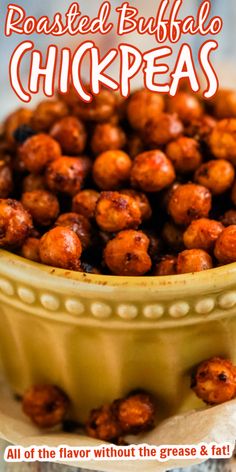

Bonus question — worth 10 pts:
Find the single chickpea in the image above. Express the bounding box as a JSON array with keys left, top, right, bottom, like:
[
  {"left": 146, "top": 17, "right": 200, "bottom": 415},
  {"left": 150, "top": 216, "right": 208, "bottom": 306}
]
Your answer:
[
  {"left": 0, "top": 162, "right": 13, "bottom": 198},
  {"left": 93, "top": 150, "right": 132, "bottom": 190},
  {"left": 104, "top": 230, "right": 152, "bottom": 276},
  {"left": 39, "top": 226, "right": 82, "bottom": 270},
  {"left": 4, "top": 108, "right": 33, "bottom": 144},
  {"left": 183, "top": 219, "right": 224, "bottom": 251},
  {"left": 112, "top": 392, "right": 155, "bottom": 434},
  {"left": 221, "top": 210, "right": 236, "bottom": 227},
  {"left": 72, "top": 189, "right": 100, "bottom": 219},
  {"left": 50, "top": 116, "right": 87, "bottom": 155},
  {"left": 195, "top": 160, "right": 235, "bottom": 195},
  {"left": 91, "top": 123, "right": 126, "bottom": 156},
  {"left": 144, "top": 113, "right": 183, "bottom": 147},
  {"left": 166, "top": 137, "right": 202, "bottom": 174},
  {"left": 45, "top": 156, "right": 91, "bottom": 196},
  {"left": 95, "top": 192, "right": 141, "bottom": 232},
  {"left": 153, "top": 255, "right": 177, "bottom": 276},
  {"left": 73, "top": 88, "right": 117, "bottom": 122},
  {"left": 168, "top": 183, "right": 212, "bottom": 226},
  {"left": 55, "top": 212, "right": 92, "bottom": 249},
  {"left": 185, "top": 115, "right": 216, "bottom": 140},
  {"left": 22, "top": 385, "right": 70, "bottom": 428},
  {"left": 162, "top": 222, "right": 184, "bottom": 252},
  {"left": 0, "top": 199, "right": 32, "bottom": 247},
  {"left": 31, "top": 100, "right": 68, "bottom": 131},
  {"left": 86, "top": 404, "right": 122, "bottom": 442},
  {"left": 22, "top": 174, "right": 46, "bottom": 193},
  {"left": 191, "top": 358, "right": 236, "bottom": 405},
  {"left": 131, "top": 150, "right": 176, "bottom": 192},
  {"left": 214, "top": 225, "right": 236, "bottom": 264},
  {"left": 176, "top": 249, "right": 213, "bottom": 274},
  {"left": 167, "top": 92, "right": 203, "bottom": 123},
  {"left": 21, "top": 190, "right": 60, "bottom": 226},
  {"left": 213, "top": 89, "right": 236, "bottom": 119},
  {"left": 208, "top": 119, "right": 236, "bottom": 164},
  {"left": 19, "top": 134, "right": 61, "bottom": 174},
  {"left": 121, "top": 189, "right": 152, "bottom": 221},
  {"left": 20, "top": 237, "right": 41, "bottom": 262},
  {"left": 127, "top": 89, "right": 165, "bottom": 131}
]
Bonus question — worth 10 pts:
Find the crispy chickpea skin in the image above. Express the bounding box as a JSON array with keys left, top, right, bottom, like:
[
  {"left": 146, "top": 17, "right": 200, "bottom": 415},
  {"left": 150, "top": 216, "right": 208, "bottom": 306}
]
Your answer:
[
  {"left": 19, "top": 134, "right": 61, "bottom": 174},
  {"left": 167, "top": 92, "right": 203, "bottom": 123},
  {"left": 162, "top": 222, "right": 184, "bottom": 252},
  {"left": 177, "top": 249, "right": 213, "bottom": 274},
  {"left": 39, "top": 226, "right": 82, "bottom": 270},
  {"left": 127, "top": 89, "right": 165, "bottom": 131},
  {"left": 213, "top": 89, "right": 236, "bottom": 119},
  {"left": 0, "top": 162, "right": 13, "bottom": 198},
  {"left": 95, "top": 192, "right": 141, "bottom": 232},
  {"left": 214, "top": 225, "right": 236, "bottom": 264},
  {"left": 144, "top": 113, "right": 183, "bottom": 147},
  {"left": 166, "top": 137, "right": 202, "bottom": 174},
  {"left": 0, "top": 199, "right": 32, "bottom": 247},
  {"left": 153, "top": 255, "right": 177, "bottom": 276},
  {"left": 191, "top": 358, "right": 236, "bottom": 405},
  {"left": 131, "top": 150, "right": 175, "bottom": 193},
  {"left": 208, "top": 119, "right": 236, "bottom": 164},
  {"left": 45, "top": 156, "right": 91, "bottom": 196},
  {"left": 121, "top": 189, "right": 152, "bottom": 221},
  {"left": 93, "top": 150, "right": 132, "bottom": 190},
  {"left": 50, "top": 116, "right": 87, "bottom": 155},
  {"left": 20, "top": 237, "right": 40, "bottom": 262},
  {"left": 21, "top": 190, "right": 60, "bottom": 226},
  {"left": 112, "top": 392, "right": 155, "bottom": 434},
  {"left": 22, "top": 385, "right": 70, "bottom": 428},
  {"left": 91, "top": 123, "right": 126, "bottom": 155},
  {"left": 72, "top": 189, "right": 100, "bottom": 219},
  {"left": 185, "top": 115, "right": 216, "bottom": 140},
  {"left": 22, "top": 174, "right": 46, "bottom": 192},
  {"left": 183, "top": 219, "right": 224, "bottom": 251},
  {"left": 31, "top": 100, "right": 68, "bottom": 131},
  {"left": 104, "top": 230, "right": 152, "bottom": 276},
  {"left": 221, "top": 210, "right": 236, "bottom": 227},
  {"left": 4, "top": 108, "right": 33, "bottom": 144},
  {"left": 86, "top": 404, "right": 122, "bottom": 442},
  {"left": 195, "top": 160, "right": 235, "bottom": 195},
  {"left": 55, "top": 212, "right": 92, "bottom": 249},
  {"left": 70, "top": 88, "right": 117, "bottom": 122},
  {"left": 168, "top": 183, "right": 212, "bottom": 226}
]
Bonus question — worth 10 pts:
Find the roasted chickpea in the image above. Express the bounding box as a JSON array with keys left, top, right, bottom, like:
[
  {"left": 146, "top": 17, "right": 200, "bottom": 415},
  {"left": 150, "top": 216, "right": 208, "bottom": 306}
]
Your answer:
[
  {"left": 19, "top": 134, "right": 61, "bottom": 174},
  {"left": 162, "top": 222, "right": 184, "bottom": 252},
  {"left": 195, "top": 160, "right": 235, "bottom": 195},
  {"left": 0, "top": 162, "right": 13, "bottom": 198},
  {"left": 168, "top": 183, "right": 212, "bottom": 226},
  {"left": 185, "top": 115, "right": 216, "bottom": 140},
  {"left": 166, "top": 137, "right": 202, "bottom": 174},
  {"left": 95, "top": 192, "right": 141, "bottom": 232},
  {"left": 221, "top": 210, "right": 236, "bottom": 227},
  {"left": 176, "top": 249, "right": 213, "bottom": 274},
  {"left": 86, "top": 404, "right": 122, "bottom": 441},
  {"left": 31, "top": 100, "right": 68, "bottom": 131},
  {"left": 93, "top": 150, "right": 132, "bottom": 190},
  {"left": 22, "top": 385, "right": 69, "bottom": 428},
  {"left": 112, "top": 392, "right": 155, "bottom": 434},
  {"left": 121, "top": 189, "right": 152, "bottom": 221},
  {"left": 153, "top": 255, "right": 177, "bottom": 276},
  {"left": 55, "top": 212, "right": 92, "bottom": 249},
  {"left": 4, "top": 108, "right": 33, "bottom": 144},
  {"left": 104, "top": 230, "right": 151, "bottom": 276},
  {"left": 0, "top": 199, "right": 32, "bottom": 247},
  {"left": 21, "top": 190, "right": 60, "bottom": 226},
  {"left": 213, "top": 89, "right": 236, "bottom": 119},
  {"left": 45, "top": 156, "right": 91, "bottom": 196},
  {"left": 127, "top": 89, "right": 165, "bottom": 131},
  {"left": 72, "top": 189, "right": 99, "bottom": 219},
  {"left": 183, "top": 219, "right": 224, "bottom": 251},
  {"left": 214, "top": 225, "right": 236, "bottom": 264},
  {"left": 131, "top": 150, "right": 175, "bottom": 192},
  {"left": 50, "top": 116, "right": 87, "bottom": 155},
  {"left": 39, "top": 226, "right": 82, "bottom": 270},
  {"left": 167, "top": 92, "right": 203, "bottom": 123},
  {"left": 208, "top": 119, "right": 236, "bottom": 164},
  {"left": 191, "top": 358, "right": 236, "bottom": 405},
  {"left": 144, "top": 113, "right": 183, "bottom": 147},
  {"left": 73, "top": 88, "right": 117, "bottom": 122},
  {"left": 20, "top": 237, "right": 40, "bottom": 262},
  {"left": 22, "top": 174, "right": 46, "bottom": 193},
  {"left": 91, "top": 123, "right": 126, "bottom": 155}
]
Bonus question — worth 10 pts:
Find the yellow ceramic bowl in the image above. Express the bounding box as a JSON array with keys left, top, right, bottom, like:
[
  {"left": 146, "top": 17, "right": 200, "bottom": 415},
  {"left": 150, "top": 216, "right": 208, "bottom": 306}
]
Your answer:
[{"left": 0, "top": 248, "right": 236, "bottom": 423}]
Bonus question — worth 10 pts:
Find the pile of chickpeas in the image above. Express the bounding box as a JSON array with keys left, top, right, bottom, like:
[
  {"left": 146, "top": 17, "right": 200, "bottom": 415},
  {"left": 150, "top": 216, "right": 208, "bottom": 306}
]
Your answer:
[{"left": 2, "top": 86, "right": 236, "bottom": 276}]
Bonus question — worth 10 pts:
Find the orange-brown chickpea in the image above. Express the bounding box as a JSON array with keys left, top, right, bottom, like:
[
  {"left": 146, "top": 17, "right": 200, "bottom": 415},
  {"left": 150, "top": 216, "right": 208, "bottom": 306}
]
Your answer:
[
  {"left": 167, "top": 92, "right": 203, "bottom": 123},
  {"left": 208, "top": 119, "right": 236, "bottom": 164},
  {"left": 177, "top": 249, "right": 213, "bottom": 274},
  {"left": 73, "top": 88, "right": 117, "bottom": 122},
  {"left": 231, "top": 181, "right": 236, "bottom": 206},
  {"left": 104, "top": 230, "right": 152, "bottom": 276},
  {"left": 121, "top": 189, "right": 152, "bottom": 221},
  {"left": 91, "top": 123, "right": 126, "bottom": 155},
  {"left": 191, "top": 358, "right": 236, "bottom": 405},
  {"left": 39, "top": 226, "right": 82, "bottom": 270},
  {"left": 50, "top": 116, "right": 87, "bottom": 155},
  {"left": 214, "top": 225, "right": 236, "bottom": 264},
  {"left": 21, "top": 237, "right": 41, "bottom": 262},
  {"left": 112, "top": 392, "right": 155, "bottom": 434},
  {"left": 22, "top": 385, "right": 69, "bottom": 428},
  {"left": 95, "top": 192, "right": 141, "bottom": 232},
  {"left": 45, "top": 156, "right": 91, "bottom": 196},
  {"left": 31, "top": 100, "right": 68, "bottom": 131},
  {"left": 166, "top": 137, "right": 202, "bottom": 174},
  {"left": 168, "top": 183, "right": 212, "bottom": 226},
  {"left": 0, "top": 162, "right": 13, "bottom": 198},
  {"left": 55, "top": 212, "right": 92, "bottom": 249},
  {"left": 144, "top": 113, "right": 183, "bottom": 147},
  {"left": 127, "top": 89, "right": 165, "bottom": 131},
  {"left": 93, "top": 150, "right": 132, "bottom": 190},
  {"left": 221, "top": 210, "right": 236, "bottom": 227},
  {"left": 22, "top": 174, "right": 46, "bottom": 192},
  {"left": 195, "top": 160, "right": 235, "bottom": 195},
  {"left": 86, "top": 404, "right": 122, "bottom": 442},
  {"left": 213, "top": 89, "right": 236, "bottom": 119},
  {"left": 183, "top": 219, "right": 224, "bottom": 251},
  {"left": 21, "top": 190, "right": 60, "bottom": 226},
  {"left": 185, "top": 115, "right": 216, "bottom": 140},
  {"left": 4, "top": 108, "right": 33, "bottom": 144},
  {"left": 0, "top": 199, "right": 32, "bottom": 247},
  {"left": 19, "top": 134, "right": 61, "bottom": 174},
  {"left": 153, "top": 255, "right": 177, "bottom": 276},
  {"left": 162, "top": 222, "right": 184, "bottom": 252},
  {"left": 72, "top": 189, "right": 99, "bottom": 219},
  {"left": 131, "top": 150, "right": 176, "bottom": 192}
]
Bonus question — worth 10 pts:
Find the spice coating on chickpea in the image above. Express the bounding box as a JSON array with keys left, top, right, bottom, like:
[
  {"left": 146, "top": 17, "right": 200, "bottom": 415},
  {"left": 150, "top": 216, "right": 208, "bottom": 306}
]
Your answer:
[
  {"left": 127, "top": 89, "right": 165, "bottom": 131},
  {"left": 72, "top": 189, "right": 100, "bottom": 219},
  {"left": 177, "top": 249, "right": 213, "bottom": 274},
  {"left": 22, "top": 174, "right": 46, "bottom": 193},
  {"left": 0, "top": 162, "right": 13, "bottom": 198},
  {"left": 195, "top": 160, "right": 235, "bottom": 195},
  {"left": 167, "top": 92, "right": 203, "bottom": 123},
  {"left": 166, "top": 137, "right": 202, "bottom": 174},
  {"left": 45, "top": 156, "right": 91, "bottom": 196},
  {"left": 121, "top": 189, "right": 152, "bottom": 221},
  {"left": 93, "top": 150, "right": 132, "bottom": 190},
  {"left": 183, "top": 219, "right": 224, "bottom": 251},
  {"left": 22, "top": 385, "right": 70, "bottom": 428},
  {"left": 191, "top": 358, "right": 236, "bottom": 405},
  {"left": 50, "top": 116, "right": 87, "bottom": 155},
  {"left": 153, "top": 256, "right": 177, "bottom": 276},
  {"left": 86, "top": 404, "right": 122, "bottom": 442},
  {"left": 91, "top": 123, "right": 126, "bottom": 155},
  {"left": 214, "top": 225, "right": 236, "bottom": 264},
  {"left": 39, "top": 226, "right": 82, "bottom": 270},
  {"left": 20, "top": 237, "right": 41, "bottom": 262},
  {"left": 4, "top": 108, "right": 33, "bottom": 144},
  {"left": 19, "top": 134, "right": 61, "bottom": 174},
  {"left": 113, "top": 393, "right": 155, "bottom": 434},
  {"left": 131, "top": 150, "right": 175, "bottom": 193},
  {"left": 21, "top": 190, "right": 60, "bottom": 226},
  {"left": 0, "top": 199, "right": 32, "bottom": 247},
  {"left": 208, "top": 119, "right": 236, "bottom": 164},
  {"left": 104, "top": 230, "right": 151, "bottom": 276},
  {"left": 31, "top": 100, "right": 68, "bottom": 131},
  {"left": 144, "top": 113, "right": 183, "bottom": 147},
  {"left": 168, "top": 183, "right": 212, "bottom": 226},
  {"left": 55, "top": 212, "right": 92, "bottom": 249},
  {"left": 185, "top": 115, "right": 216, "bottom": 140},
  {"left": 72, "top": 88, "right": 117, "bottom": 122},
  {"left": 95, "top": 192, "right": 141, "bottom": 232}
]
